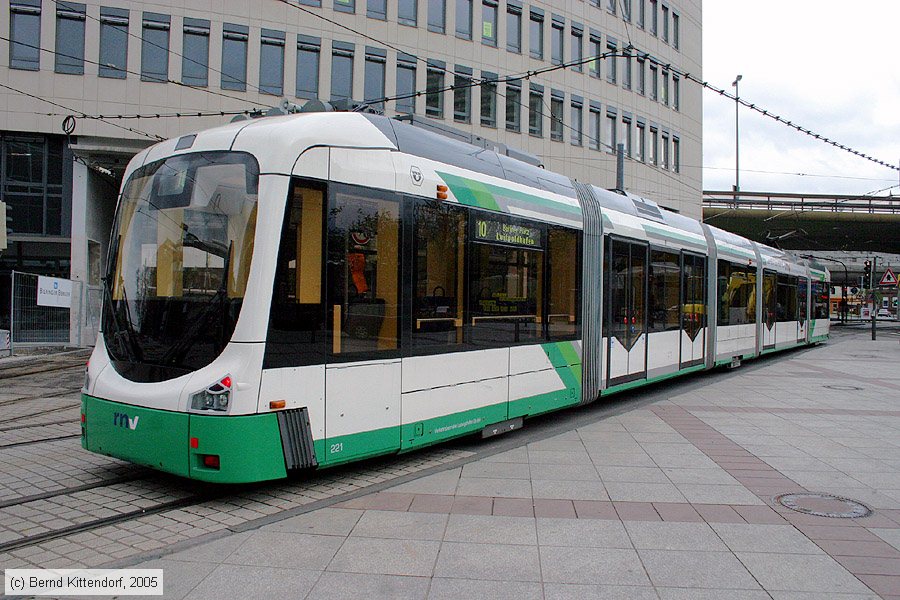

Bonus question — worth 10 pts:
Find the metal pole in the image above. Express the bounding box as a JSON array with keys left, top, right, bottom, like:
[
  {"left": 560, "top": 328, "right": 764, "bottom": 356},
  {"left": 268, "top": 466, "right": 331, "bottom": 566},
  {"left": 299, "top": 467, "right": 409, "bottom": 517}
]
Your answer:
[
  {"left": 732, "top": 74, "right": 742, "bottom": 207},
  {"left": 9, "top": 270, "right": 14, "bottom": 356},
  {"left": 615, "top": 143, "right": 625, "bottom": 192}
]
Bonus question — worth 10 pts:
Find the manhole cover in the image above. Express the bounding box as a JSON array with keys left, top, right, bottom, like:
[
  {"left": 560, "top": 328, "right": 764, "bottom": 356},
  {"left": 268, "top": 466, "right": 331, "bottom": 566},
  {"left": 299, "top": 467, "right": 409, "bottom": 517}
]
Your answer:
[
  {"left": 823, "top": 385, "right": 863, "bottom": 391},
  {"left": 775, "top": 493, "right": 872, "bottom": 518}
]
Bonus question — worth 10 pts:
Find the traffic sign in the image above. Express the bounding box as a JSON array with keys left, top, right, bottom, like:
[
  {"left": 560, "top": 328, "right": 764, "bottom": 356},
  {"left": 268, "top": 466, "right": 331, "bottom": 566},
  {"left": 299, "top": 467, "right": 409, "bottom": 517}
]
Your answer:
[{"left": 880, "top": 268, "right": 898, "bottom": 286}]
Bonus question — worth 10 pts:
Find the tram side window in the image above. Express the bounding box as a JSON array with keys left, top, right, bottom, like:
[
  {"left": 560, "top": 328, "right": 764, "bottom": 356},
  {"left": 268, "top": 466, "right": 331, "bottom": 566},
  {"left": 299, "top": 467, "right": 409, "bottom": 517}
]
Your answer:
[
  {"left": 413, "top": 201, "right": 466, "bottom": 350},
  {"left": 547, "top": 227, "right": 581, "bottom": 340},
  {"left": 265, "top": 180, "right": 327, "bottom": 368},
  {"left": 682, "top": 254, "right": 706, "bottom": 336},
  {"left": 776, "top": 274, "right": 798, "bottom": 322},
  {"left": 649, "top": 249, "right": 680, "bottom": 332},
  {"left": 326, "top": 185, "right": 400, "bottom": 357},
  {"left": 717, "top": 260, "right": 755, "bottom": 326},
  {"left": 469, "top": 215, "right": 543, "bottom": 346}
]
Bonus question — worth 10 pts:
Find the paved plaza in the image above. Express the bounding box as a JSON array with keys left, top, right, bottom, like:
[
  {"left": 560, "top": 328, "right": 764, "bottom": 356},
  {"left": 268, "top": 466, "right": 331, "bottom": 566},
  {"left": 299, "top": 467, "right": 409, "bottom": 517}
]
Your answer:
[{"left": 3, "top": 325, "right": 900, "bottom": 598}]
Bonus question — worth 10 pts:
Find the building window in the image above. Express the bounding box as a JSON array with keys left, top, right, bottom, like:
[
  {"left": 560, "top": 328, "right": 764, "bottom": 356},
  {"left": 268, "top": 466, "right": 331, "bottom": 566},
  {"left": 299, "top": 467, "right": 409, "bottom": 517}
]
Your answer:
[
  {"left": 221, "top": 23, "right": 248, "bottom": 90},
  {"left": 622, "top": 116, "right": 633, "bottom": 157},
  {"left": 649, "top": 125, "right": 658, "bottom": 165},
  {"left": 550, "top": 17, "right": 564, "bottom": 65},
  {"left": 588, "top": 32, "right": 601, "bottom": 78},
  {"left": 636, "top": 120, "right": 646, "bottom": 162},
  {"left": 364, "top": 48, "right": 387, "bottom": 110},
  {"left": 637, "top": 0, "right": 645, "bottom": 28},
  {"left": 649, "top": 64, "right": 658, "bottom": 101},
  {"left": 331, "top": 42, "right": 355, "bottom": 102},
  {"left": 528, "top": 87, "right": 543, "bottom": 136},
  {"left": 9, "top": 0, "right": 41, "bottom": 71},
  {"left": 456, "top": 0, "right": 472, "bottom": 39},
  {"left": 506, "top": 83, "right": 521, "bottom": 132},
  {"left": 99, "top": 7, "right": 128, "bottom": 79},
  {"left": 482, "top": 0, "right": 498, "bottom": 46},
  {"left": 367, "top": 0, "right": 387, "bottom": 19},
  {"left": 672, "top": 12, "right": 680, "bottom": 49},
  {"left": 622, "top": 51, "right": 631, "bottom": 90},
  {"left": 396, "top": 55, "right": 417, "bottom": 114},
  {"left": 1, "top": 134, "right": 65, "bottom": 236},
  {"left": 181, "top": 18, "right": 209, "bottom": 86},
  {"left": 481, "top": 72, "right": 498, "bottom": 127},
  {"left": 607, "top": 0, "right": 616, "bottom": 14},
  {"left": 661, "top": 70, "right": 669, "bottom": 106},
  {"left": 606, "top": 40, "right": 617, "bottom": 85},
  {"left": 399, "top": 0, "right": 418, "bottom": 25},
  {"left": 673, "top": 76, "right": 680, "bottom": 111},
  {"left": 296, "top": 36, "right": 321, "bottom": 99},
  {"left": 605, "top": 110, "right": 617, "bottom": 153},
  {"left": 426, "top": 63, "right": 445, "bottom": 118},
  {"left": 453, "top": 69, "right": 472, "bottom": 123},
  {"left": 622, "top": 0, "right": 632, "bottom": 21},
  {"left": 650, "top": 0, "right": 658, "bottom": 36},
  {"left": 428, "top": 0, "right": 446, "bottom": 33},
  {"left": 141, "top": 13, "right": 170, "bottom": 82},
  {"left": 55, "top": 2, "right": 86, "bottom": 75},
  {"left": 661, "top": 131, "right": 669, "bottom": 169},
  {"left": 259, "top": 29, "right": 285, "bottom": 96},
  {"left": 529, "top": 9, "right": 543, "bottom": 59},
  {"left": 661, "top": 4, "right": 669, "bottom": 42},
  {"left": 334, "top": 0, "right": 355, "bottom": 14},
  {"left": 571, "top": 26, "right": 583, "bottom": 72},
  {"left": 589, "top": 105, "right": 601, "bottom": 150},
  {"left": 636, "top": 56, "right": 645, "bottom": 95},
  {"left": 395, "top": 54, "right": 416, "bottom": 114},
  {"left": 550, "top": 93, "right": 564, "bottom": 141},
  {"left": 570, "top": 100, "right": 583, "bottom": 146},
  {"left": 506, "top": 3, "right": 522, "bottom": 52},
  {"left": 673, "top": 135, "right": 680, "bottom": 172}
]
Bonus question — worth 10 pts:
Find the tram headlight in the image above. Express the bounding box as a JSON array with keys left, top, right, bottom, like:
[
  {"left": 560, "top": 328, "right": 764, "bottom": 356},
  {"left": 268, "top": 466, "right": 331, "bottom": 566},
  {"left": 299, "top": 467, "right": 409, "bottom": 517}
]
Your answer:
[{"left": 190, "top": 376, "right": 232, "bottom": 412}]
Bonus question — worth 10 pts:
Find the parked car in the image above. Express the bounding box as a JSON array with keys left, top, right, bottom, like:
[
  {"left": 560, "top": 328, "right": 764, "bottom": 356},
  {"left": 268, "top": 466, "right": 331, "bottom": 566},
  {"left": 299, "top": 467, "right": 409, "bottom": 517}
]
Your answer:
[{"left": 877, "top": 308, "right": 893, "bottom": 319}]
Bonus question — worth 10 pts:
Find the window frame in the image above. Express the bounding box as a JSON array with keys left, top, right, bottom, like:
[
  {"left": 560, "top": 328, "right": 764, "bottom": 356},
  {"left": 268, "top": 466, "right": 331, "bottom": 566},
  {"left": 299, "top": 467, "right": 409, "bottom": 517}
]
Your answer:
[
  {"left": 9, "top": 0, "right": 41, "bottom": 71},
  {"left": 99, "top": 7, "right": 129, "bottom": 79},
  {"left": 54, "top": 1, "right": 86, "bottom": 75},
  {"left": 181, "top": 17, "right": 210, "bottom": 86},
  {"left": 221, "top": 22, "right": 249, "bottom": 91},
  {"left": 259, "top": 28, "right": 286, "bottom": 96},
  {"left": 140, "top": 12, "right": 171, "bottom": 83}
]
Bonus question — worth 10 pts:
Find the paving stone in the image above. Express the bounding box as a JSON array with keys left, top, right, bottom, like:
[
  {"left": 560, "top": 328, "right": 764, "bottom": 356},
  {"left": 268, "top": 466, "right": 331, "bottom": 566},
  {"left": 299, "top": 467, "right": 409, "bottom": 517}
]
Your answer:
[
  {"left": 306, "top": 571, "right": 430, "bottom": 600},
  {"left": 184, "top": 564, "right": 320, "bottom": 600},
  {"left": 328, "top": 537, "right": 440, "bottom": 577},
  {"left": 638, "top": 549, "right": 760, "bottom": 589},
  {"left": 225, "top": 532, "right": 343, "bottom": 570},
  {"left": 737, "top": 552, "right": 876, "bottom": 594},
  {"left": 351, "top": 510, "right": 447, "bottom": 541},
  {"left": 536, "top": 517, "right": 632, "bottom": 549},
  {"left": 539, "top": 546, "right": 649, "bottom": 585},
  {"left": 433, "top": 541, "right": 540, "bottom": 582},
  {"left": 542, "top": 583, "right": 659, "bottom": 599},
  {"left": 710, "top": 523, "right": 824, "bottom": 554},
  {"left": 428, "top": 577, "right": 543, "bottom": 600}
]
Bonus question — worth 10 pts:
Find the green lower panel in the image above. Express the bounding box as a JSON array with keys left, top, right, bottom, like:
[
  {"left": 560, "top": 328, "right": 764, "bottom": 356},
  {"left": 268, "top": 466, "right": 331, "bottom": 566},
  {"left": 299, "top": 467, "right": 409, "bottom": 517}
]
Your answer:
[
  {"left": 82, "top": 394, "right": 189, "bottom": 478},
  {"left": 321, "top": 425, "right": 401, "bottom": 466},
  {"left": 189, "top": 412, "right": 287, "bottom": 483},
  {"left": 602, "top": 364, "right": 705, "bottom": 397},
  {"left": 810, "top": 335, "right": 829, "bottom": 343},
  {"left": 401, "top": 402, "right": 508, "bottom": 452},
  {"left": 509, "top": 387, "right": 579, "bottom": 419}
]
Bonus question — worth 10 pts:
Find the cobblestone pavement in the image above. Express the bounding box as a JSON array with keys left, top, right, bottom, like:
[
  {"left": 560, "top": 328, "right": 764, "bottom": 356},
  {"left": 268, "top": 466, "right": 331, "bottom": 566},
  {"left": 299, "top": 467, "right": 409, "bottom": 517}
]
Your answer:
[{"left": 4, "top": 327, "right": 900, "bottom": 598}]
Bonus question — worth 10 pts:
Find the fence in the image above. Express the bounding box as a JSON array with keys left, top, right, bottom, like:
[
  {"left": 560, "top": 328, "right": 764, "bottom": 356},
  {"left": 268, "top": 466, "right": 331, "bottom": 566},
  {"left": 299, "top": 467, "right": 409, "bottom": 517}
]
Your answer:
[{"left": 8, "top": 270, "right": 101, "bottom": 350}]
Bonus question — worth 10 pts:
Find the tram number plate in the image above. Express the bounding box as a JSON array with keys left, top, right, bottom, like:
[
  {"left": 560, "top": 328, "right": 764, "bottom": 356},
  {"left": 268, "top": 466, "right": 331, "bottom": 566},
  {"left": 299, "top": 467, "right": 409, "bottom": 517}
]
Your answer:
[{"left": 330, "top": 443, "right": 343, "bottom": 454}]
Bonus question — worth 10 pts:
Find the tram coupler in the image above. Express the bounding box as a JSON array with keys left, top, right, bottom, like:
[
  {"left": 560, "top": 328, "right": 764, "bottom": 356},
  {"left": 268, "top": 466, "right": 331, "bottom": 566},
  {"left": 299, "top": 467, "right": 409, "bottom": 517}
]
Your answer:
[
  {"left": 728, "top": 356, "right": 742, "bottom": 369},
  {"left": 482, "top": 417, "right": 524, "bottom": 439}
]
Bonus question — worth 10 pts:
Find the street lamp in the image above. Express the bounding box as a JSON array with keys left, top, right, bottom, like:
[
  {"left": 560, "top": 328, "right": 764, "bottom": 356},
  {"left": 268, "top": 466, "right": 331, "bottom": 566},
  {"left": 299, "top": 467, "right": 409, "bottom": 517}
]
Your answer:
[{"left": 732, "top": 74, "right": 742, "bottom": 208}]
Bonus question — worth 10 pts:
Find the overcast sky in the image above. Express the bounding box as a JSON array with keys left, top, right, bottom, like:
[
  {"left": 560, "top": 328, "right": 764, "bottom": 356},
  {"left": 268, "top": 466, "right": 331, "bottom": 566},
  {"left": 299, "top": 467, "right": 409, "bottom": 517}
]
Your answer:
[{"left": 702, "top": 1, "right": 900, "bottom": 197}]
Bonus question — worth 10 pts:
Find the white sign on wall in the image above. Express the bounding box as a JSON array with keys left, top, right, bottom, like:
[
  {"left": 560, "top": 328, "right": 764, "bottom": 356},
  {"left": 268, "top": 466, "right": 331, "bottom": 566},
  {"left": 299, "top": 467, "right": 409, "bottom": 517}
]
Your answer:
[{"left": 37, "top": 276, "right": 73, "bottom": 308}]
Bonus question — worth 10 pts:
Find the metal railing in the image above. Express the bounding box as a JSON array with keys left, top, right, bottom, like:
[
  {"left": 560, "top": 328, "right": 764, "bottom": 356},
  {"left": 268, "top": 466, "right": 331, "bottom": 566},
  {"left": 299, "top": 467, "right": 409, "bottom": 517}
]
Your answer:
[{"left": 703, "top": 191, "right": 900, "bottom": 214}]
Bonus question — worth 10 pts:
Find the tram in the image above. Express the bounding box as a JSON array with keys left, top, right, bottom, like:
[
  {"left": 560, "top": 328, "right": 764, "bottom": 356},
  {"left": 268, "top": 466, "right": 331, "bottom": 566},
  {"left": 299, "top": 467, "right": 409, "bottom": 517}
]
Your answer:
[{"left": 81, "top": 112, "right": 830, "bottom": 483}]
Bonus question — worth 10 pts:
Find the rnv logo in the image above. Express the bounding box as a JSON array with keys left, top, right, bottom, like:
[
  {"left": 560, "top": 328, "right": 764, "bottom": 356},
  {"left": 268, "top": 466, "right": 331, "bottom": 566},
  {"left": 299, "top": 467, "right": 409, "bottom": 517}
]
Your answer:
[{"left": 113, "top": 412, "right": 140, "bottom": 430}]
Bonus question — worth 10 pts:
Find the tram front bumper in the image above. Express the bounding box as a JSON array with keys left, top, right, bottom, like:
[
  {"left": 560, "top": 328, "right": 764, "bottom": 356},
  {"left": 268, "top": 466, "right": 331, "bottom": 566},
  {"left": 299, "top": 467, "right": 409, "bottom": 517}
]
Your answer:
[{"left": 81, "top": 394, "right": 289, "bottom": 484}]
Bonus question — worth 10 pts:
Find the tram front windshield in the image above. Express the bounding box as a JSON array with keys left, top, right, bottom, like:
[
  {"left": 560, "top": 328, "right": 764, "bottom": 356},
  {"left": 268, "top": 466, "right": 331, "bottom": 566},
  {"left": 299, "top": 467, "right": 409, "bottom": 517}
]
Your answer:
[{"left": 102, "top": 152, "right": 259, "bottom": 382}]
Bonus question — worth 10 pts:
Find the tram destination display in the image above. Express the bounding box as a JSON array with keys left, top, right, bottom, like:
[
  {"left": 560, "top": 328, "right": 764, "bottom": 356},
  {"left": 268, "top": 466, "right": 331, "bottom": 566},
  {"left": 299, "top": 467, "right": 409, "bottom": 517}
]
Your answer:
[{"left": 473, "top": 218, "right": 542, "bottom": 248}]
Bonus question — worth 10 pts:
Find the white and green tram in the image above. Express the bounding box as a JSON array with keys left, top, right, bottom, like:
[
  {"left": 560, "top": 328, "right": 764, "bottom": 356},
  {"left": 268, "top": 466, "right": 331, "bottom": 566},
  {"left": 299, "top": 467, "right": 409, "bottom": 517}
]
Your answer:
[{"left": 81, "top": 112, "right": 830, "bottom": 483}]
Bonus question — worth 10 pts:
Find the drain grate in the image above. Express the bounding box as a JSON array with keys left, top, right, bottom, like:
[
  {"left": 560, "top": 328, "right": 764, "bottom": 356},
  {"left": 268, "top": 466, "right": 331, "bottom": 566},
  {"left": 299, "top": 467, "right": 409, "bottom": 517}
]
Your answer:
[
  {"left": 775, "top": 493, "right": 872, "bottom": 519},
  {"left": 823, "top": 384, "right": 863, "bottom": 391}
]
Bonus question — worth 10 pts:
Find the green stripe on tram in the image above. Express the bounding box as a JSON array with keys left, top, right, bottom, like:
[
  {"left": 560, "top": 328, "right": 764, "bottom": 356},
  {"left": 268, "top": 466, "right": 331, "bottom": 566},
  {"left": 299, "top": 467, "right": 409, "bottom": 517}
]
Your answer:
[{"left": 436, "top": 171, "right": 582, "bottom": 215}]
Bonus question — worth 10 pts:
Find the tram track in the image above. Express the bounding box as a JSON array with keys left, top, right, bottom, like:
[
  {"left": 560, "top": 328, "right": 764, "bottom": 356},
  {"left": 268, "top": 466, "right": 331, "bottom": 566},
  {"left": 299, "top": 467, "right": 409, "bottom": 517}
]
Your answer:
[
  {"left": 0, "top": 433, "right": 81, "bottom": 449},
  {"left": 0, "top": 404, "right": 80, "bottom": 428},
  {"left": 0, "top": 385, "right": 82, "bottom": 410},
  {"left": 0, "top": 476, "right": 218, "bottom": 555}
]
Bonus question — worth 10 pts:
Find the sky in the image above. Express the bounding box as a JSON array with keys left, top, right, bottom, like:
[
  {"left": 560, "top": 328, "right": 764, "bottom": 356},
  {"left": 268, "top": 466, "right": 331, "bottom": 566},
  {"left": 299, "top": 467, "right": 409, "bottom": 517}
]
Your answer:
[{"left": 702, "top": 1, "right": 900, "bottom": 197}]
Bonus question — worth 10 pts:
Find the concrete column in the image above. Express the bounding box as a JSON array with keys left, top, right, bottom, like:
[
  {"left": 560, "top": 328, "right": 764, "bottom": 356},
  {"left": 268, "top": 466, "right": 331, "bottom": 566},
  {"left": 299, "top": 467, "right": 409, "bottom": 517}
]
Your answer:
[{"left": 70, "top": 159, "right": 89, "bottom": 347}]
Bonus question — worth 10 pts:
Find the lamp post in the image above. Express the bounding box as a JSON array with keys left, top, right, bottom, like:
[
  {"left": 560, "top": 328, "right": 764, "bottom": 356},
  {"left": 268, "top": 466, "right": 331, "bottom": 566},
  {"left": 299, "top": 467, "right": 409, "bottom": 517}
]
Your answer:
[{"left": 732, "top": 74, "right": 742, "bottom": 208}]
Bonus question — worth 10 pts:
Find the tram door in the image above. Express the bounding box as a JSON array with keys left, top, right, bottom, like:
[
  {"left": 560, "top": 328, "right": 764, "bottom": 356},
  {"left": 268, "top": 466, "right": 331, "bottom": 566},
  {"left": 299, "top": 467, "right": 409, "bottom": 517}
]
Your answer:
[
  {"left": 606, "top": 238, "right": 648, "bottom": 385},
  {"left": 797, "top": 277, "right": 809, "bottom": 342},
  {"left": 680, "top": 253, "right": 707, "bottom": 368},
  {"left": 763, "top": 270, "right": 777, "bottom": 349}
]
